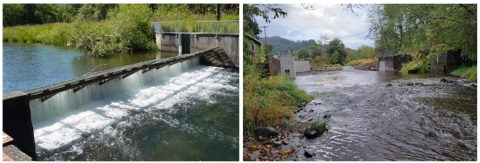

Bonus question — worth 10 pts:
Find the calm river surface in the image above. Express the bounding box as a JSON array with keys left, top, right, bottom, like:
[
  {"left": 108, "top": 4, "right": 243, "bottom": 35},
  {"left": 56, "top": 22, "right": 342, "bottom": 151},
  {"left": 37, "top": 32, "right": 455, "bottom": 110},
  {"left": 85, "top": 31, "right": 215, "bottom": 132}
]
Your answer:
[
  {"left": 3, "top": 42, "right": 178, "bottom": 92},
  {"left": 292, "top": 67, "right": 476, "bottom": 161},
  {"left": 3, "top": 43, "right": 239, "bottom": 161}
]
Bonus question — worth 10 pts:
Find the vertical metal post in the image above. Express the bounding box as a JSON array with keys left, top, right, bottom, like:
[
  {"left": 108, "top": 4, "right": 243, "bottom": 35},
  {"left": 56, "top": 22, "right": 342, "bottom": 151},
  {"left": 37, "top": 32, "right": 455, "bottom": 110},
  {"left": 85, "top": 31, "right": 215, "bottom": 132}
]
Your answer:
[{"left": 216, "top": 4, "right": 220, "bottom": 21}]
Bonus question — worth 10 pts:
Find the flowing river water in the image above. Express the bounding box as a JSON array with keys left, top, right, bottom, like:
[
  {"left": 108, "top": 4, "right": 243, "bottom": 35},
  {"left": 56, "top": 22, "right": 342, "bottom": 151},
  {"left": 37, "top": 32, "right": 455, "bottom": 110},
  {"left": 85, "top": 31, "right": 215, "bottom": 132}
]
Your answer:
[
  {"left": 289, "top": 67, "right": 476, "bottom": 161},
  {"left": 3, "top": 43, "right": 239, "bottom": 161}
]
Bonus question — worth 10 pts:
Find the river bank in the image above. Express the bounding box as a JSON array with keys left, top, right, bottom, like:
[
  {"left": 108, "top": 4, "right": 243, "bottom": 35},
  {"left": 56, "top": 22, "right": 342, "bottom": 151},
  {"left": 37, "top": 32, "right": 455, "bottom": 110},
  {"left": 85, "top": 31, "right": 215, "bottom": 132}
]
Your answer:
[{"left": 244, "top": 67, "right": 476, "bottom": 161}]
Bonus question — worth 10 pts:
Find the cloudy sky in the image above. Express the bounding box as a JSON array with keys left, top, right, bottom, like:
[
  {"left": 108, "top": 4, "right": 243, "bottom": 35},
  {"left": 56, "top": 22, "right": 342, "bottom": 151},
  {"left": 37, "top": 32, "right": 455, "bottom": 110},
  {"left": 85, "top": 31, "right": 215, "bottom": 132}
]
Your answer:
[{"left": 255, "top": 4, "right": 374, "bottom": 50}]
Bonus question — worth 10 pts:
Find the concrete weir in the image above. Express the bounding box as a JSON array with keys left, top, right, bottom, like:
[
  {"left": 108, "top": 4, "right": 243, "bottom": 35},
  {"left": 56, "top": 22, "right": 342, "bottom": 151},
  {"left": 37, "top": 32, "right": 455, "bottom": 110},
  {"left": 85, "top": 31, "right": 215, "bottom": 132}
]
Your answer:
[
  {"left": 156, "top": 33, "right": 239, "bottom": 67},
  {"left": 2, "top": 47, "right": 235, "bottom": 160}
]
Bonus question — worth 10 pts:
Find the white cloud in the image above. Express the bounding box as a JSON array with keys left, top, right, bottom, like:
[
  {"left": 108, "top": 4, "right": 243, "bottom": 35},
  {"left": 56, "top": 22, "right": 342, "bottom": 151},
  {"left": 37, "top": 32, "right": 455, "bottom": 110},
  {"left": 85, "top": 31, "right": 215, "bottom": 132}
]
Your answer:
[{"left": 255, "top": 4, "right": 374, "bottom": 49}]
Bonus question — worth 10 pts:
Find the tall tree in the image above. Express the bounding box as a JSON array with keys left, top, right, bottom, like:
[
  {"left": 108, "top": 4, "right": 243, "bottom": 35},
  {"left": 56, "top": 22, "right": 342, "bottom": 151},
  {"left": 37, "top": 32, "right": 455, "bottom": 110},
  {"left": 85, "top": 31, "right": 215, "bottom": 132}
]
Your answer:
[
  {"left": 243, "top": 4, "right": 287, "bottom": 64},
  {"left": 326, "top": 38, "right": 347, "bottom": 65},
  {"left": 298, "top": 48, "right": 310, "bottom": 59},
  {"left": 3, "top": 4, "right": 24, "bottom": 27}
]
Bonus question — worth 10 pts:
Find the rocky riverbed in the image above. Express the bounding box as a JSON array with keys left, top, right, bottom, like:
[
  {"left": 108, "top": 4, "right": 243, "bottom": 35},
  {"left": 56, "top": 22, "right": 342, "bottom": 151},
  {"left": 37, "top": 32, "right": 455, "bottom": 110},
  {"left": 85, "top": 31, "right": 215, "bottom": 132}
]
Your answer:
[
  {"left": 243, "top": 101, "right": 333, "bottom": 161},
  {"left": 244, "top": 69, "right": 477, "bottom": 161}
]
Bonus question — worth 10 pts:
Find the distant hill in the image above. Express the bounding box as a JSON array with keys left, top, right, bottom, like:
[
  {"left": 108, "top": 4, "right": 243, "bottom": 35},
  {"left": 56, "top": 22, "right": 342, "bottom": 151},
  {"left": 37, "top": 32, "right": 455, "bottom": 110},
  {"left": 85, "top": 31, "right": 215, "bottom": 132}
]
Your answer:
[{"left": 259, "top": 36, "right": 315, "bottom": 56}]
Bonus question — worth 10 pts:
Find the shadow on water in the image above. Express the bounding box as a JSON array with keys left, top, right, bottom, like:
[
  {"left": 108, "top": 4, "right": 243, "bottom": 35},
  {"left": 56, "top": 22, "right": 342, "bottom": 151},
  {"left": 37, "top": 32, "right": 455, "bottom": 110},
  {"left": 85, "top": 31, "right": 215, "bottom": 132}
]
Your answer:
[{"left": 292, "top": 67, "right": 476, "bottom": 161}]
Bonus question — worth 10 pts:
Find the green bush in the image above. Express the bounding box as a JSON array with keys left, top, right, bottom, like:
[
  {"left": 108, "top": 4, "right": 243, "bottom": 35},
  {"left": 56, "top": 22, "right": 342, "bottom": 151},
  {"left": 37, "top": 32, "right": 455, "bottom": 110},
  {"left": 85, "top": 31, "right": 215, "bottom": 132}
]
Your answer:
[
  {"left": 451, "top": 66, "right": 477, "bottom": 81},
  {"left": 243, "top": 62, "right": 313, "bottom": 135},
  {"left": 310, "top": 121, "right": 330, "bottom": 135}
]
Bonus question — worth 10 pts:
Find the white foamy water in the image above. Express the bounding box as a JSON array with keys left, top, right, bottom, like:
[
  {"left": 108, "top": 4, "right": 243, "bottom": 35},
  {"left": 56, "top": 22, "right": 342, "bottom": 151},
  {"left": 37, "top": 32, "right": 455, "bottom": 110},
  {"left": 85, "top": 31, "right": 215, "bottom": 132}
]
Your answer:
[{"left": 30, "top": 59, "right": 238, "bottom": 152}]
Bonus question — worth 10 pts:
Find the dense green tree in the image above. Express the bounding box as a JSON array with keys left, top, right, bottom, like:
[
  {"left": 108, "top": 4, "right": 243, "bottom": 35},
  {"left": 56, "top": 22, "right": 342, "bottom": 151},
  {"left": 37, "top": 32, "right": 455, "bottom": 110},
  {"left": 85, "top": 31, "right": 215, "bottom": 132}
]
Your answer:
[
  {"left": 3, "top": 4, "right": 24, "bottom": 27},
  {"left": 358, "top": 45, "right": 375, "bottom": 59},
  {"left": 243, "top": 4, "right": 287, "bottom": 64},
  {"left": 265, "top": 44, "right": 274, "bottom": 55},
  {"left": 55, "top": 4, "right": 82, "bottom": 23},
  {"left": 367, "top": 4, "right": 477, "bottom": 61},
  {"left": 288, "top": 46, "right": 296, "bottom": 56},
  {"left": 298, "top": 48, "right": 310, "bottom": 59},
  {"left": 33, "top": 4, "right": 57, "bottom": 24},
  {"left": 75, "top": 4, "right": 116, "bottom": 22},
  {"left": 328, "top": 51, "right": 340, "bottom": 64},
  {"left": 326, "top": 38, "right": 347, "bottom": 65},
  {"left": 308, "top": 39, "right": 321, "bottom": 57}
]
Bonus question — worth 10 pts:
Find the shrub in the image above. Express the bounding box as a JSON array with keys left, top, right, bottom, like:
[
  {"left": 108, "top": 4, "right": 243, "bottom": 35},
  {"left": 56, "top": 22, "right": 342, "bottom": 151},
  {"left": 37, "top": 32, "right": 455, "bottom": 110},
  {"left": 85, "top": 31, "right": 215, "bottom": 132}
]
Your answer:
[
  {"left": 451, "top": 66, "right": 477, "bottom": 81},
  {"left": 243, "top": 62, "right": 313, "bottom": 135},
  {"left": 310, "top": 121, "right": 330, "bottom": 135}
]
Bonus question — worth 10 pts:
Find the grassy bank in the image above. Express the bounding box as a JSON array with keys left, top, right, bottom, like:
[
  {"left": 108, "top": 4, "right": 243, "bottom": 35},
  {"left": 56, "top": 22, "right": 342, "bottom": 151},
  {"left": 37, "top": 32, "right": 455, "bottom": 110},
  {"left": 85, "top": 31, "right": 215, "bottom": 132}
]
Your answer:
[
  {"left": 3, "top": 23, "right": 75, "bottom": 46},
  {"left": 400, "top": 57, "right": 430, "bottom": 73},
  {"left": 3, "top": 13, "right": 238, "bottom": 57},
  {"left": 151, "top": 13, "right": 238, "bottom": 32},
  {"left": 243, "top": 63, "right": 313, "bottom": 135},
  {"left": 345, "top": 58, "right": 377, "bottom": 66},
  {"left": 451, "top": 66, "right": 477, "bottom": 81},
  {"left": 3, "top": 13, "right": 239, "bottom": 45}
]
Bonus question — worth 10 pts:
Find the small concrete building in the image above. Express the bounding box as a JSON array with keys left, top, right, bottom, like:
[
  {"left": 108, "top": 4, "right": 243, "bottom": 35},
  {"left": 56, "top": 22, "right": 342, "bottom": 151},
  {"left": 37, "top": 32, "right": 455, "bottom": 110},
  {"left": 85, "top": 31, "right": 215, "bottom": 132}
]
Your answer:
[
  {"left": 279, "top": 55, "right": 296, "bottom": 79},
  {"left": 245, "top": 34, "right": 263, "bottom": 58}
]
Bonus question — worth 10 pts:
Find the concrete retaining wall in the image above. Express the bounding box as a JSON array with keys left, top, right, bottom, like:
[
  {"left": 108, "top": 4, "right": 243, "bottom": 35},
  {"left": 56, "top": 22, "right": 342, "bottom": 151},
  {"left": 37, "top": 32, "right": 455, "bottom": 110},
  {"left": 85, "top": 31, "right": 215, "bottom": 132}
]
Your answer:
[
  {"left": 156, "top": 33, "right": 239, "bottom": 67},
  {"left": 3, "top": 92, "right": 37, "bottom": 160},
  {"left": 294, "top": 60, "right": 310, "bottom": 72},
  {"left": 379, "top": 61, "right": 386, "bottom": 72},
  {"left": 279, "top": 55, "right": 296, "bottom": 79},
  {"left": 430, "top": 51, "right": 462, "bottom": 73},
  {"left": 156, "top": 33, "right": 185, "bottom": 53},
  {"left": 190, "top": 34, "right": 239, "bottom": 67}
]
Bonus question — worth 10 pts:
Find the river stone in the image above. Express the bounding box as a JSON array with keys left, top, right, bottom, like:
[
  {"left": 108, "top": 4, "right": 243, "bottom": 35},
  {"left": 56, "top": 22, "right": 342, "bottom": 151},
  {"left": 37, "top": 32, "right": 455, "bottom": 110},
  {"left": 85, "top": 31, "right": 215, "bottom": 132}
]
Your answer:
[
  {"left": 304, "top": 149, "right": 315, "bottom": 158},
  {"left": 323, "top": 114, "right": 331, "bottom": 119},
  {"left": 304, "top": 128, "right": 319, "bottom": 139},
  {"left": 273, "top": 140, "right": 282, "bottom": 147},
  {"left": 254, "top": 127, "right": 278, "bottom": 140},
  {"left": 440, "top": 78, "right": 447, "bottom": 83},
  {"left": 297, "top": 102, "right": 307, "bottom": 108},
  {"left": 250, "top": 151, "right": 261, "bottom": 161},
  {"left": 386, "top": 84, "right": 393, "bottom": 87}
]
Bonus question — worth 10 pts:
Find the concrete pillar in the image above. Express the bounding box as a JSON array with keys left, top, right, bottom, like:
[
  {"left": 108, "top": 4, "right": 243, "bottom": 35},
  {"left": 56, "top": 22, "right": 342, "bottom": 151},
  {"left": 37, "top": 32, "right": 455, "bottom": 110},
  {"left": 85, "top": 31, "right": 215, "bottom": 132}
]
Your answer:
[
  {"left": 379, "top": 61, "right": 386, "bottom": 72},
  {"left": 156, "top": 33, "right": 162, "bottom": 51},
  {"left": 3, "top": 92, "right": 37, "bottom": 160}
]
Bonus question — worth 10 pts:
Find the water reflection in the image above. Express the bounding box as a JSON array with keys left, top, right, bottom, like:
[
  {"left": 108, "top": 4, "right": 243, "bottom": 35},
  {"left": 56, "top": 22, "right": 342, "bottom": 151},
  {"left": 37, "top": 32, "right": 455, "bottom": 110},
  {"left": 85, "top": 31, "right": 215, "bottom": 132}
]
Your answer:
[{"left": 3, "top": 43, "right": 178, "bottom": 92}]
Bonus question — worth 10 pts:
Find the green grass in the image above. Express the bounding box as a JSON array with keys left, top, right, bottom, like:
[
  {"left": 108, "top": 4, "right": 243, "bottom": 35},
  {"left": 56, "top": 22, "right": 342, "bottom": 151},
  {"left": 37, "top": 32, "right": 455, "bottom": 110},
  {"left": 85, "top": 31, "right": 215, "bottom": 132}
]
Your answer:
[
  {"left": 3, "top": 23, "right": 75, "bottom": 46},
  {"left": 451, "top": 66, "right": 477, "bottom": 81},
  {"left": 310, "top": 121, "right": 330, "bottom": 135},
  {"left": 345, "top": 58, "right": 377, "bottom": 66},
  {"left": 400, "top": 58, "right": 429, "bottom": 73},
  {"left": 151, "top": 13, "right": 238, "bottom": 33},
  {"left": 243, "top": 62, "right": 313, "bottom": 135},
  {"left": 3, "top": 13, "right": 239, "bottom": 46}
]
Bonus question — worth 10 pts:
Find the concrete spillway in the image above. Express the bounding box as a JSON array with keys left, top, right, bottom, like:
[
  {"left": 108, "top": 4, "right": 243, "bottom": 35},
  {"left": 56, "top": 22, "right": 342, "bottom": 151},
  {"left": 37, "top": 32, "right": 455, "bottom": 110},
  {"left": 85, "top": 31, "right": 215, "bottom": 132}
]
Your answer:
[{"left": 3, "top": 47, "right": 237, "bottom": 160}]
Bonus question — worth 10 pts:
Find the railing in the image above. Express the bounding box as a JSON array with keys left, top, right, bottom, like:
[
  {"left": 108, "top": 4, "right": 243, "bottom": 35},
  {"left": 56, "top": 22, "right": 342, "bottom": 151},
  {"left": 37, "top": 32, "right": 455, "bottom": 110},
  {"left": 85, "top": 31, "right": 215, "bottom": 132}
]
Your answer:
[
  {"left": 151, "top": 21, "right": 183, "bottom": 33},
  {"left": 195, "top": 20, "right": 239, "bottom": 35},
  {"left": 377, "top": 49, "right": 399, "bottom": 58}
]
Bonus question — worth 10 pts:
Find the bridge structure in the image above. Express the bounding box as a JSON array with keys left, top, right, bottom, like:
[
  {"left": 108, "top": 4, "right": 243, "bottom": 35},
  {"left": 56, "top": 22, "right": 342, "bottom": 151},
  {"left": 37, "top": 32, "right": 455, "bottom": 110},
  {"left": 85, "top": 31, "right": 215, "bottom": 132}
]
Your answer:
[
  {"left": 2, "top": 47, "right": 235, "bottom": 161},
  {"left": 377, "top": 50, "right": 411, "bottom": 72}
]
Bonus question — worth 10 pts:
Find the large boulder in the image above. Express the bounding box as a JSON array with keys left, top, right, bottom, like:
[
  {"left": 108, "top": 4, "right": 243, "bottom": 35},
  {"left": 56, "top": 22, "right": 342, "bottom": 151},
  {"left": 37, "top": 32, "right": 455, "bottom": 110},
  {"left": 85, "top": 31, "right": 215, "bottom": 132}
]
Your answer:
[{"left": 254, "top": 127, "right": 278, "bottom": 140}]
